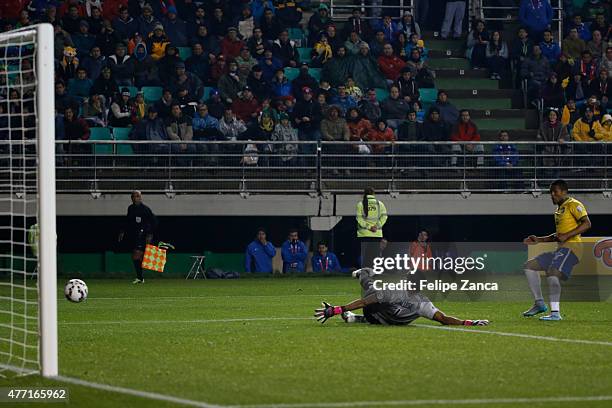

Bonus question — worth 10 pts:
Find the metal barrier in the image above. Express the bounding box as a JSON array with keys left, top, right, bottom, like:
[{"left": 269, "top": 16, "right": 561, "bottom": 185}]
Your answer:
[
  {"left": 43, "top": 140, "right": 612, "bottom": 195},
  {"left": 476, "top": 0, "right": 564, "bottom": 42},
  {"left": 329, "top": 0, "right": 415, "bottom": 20}
]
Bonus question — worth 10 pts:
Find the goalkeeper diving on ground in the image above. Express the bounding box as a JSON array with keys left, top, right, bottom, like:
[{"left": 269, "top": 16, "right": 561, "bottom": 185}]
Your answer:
[{"left": 314, "top": 268, "right": 489, "bottom": 326}]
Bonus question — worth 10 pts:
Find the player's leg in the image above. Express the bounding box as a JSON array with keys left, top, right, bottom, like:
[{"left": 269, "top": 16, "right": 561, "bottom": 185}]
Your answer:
[
  {"left": 522, "top": 255, "right": 549, "bottom": 316},
  {"left": 539, "top": 248, "right": 578, "bottom": 321},
  {"left": 341, "top": 311, "right": 367, "bottom": 323},
  {"left": 417, "top": 294, "right": 489, "bottom": 326},
  {"left": 132, "top": 249, "right": 145, "bottom": 284}
]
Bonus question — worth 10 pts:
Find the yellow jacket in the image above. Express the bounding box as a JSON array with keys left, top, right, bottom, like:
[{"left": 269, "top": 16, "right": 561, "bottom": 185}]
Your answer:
[
  {"left": 597, "top": 122, "right": 612, "bottom": 141},
  {"left": 572, "top": 118, "right": 604, "bottom": 141},
  {"left": 356, "top": 195, "right": 388, "bottom": 238}
]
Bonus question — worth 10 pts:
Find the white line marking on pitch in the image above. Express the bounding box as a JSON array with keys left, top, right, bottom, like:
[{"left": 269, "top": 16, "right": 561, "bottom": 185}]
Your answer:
[
  {"left": 59, "top": 317, "right": 312, "bottom": 325},
  {"left": 90, "top": 294, "right": 353, "bottom": 301},
  {"left": 413, "top": 324, "right": 612, "bottom": 346},
  {"left": 49, "top": 376, "right": 612, "bottom": 408},
  {"left": 232, "top": 396, "right": 612, "bottom": 408},
  {"left": 59, "top": 316, "right": 612, "bottom": 347},
  {"left": 53, "top": 375, "right": 223, "bottom": 408}
]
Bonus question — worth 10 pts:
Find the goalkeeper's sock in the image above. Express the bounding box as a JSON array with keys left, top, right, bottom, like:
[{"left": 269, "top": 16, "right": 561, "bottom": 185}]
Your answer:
[
  {"left": 547, "top": 275, "right": 561, "bottom": 313},
  {"left": 524, "top": 269, "right": 544, "bottom": 303},
  {"left": 133, "top": 259, "right": 144, "bottom": 281}
]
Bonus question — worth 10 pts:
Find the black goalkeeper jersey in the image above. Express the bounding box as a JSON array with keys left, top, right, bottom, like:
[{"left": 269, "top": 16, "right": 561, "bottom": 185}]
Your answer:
[{"left": 125, "top": 203, "right": 157, "bottom": 238}]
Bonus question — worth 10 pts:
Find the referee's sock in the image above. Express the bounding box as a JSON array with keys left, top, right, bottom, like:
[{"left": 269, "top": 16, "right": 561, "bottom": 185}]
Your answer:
[{"left": 133, "top": 259, "right": 144, "bottom": 281}]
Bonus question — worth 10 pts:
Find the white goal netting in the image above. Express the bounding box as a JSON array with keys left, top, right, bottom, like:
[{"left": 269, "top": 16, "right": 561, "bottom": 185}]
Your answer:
[{"left": 0, "top": 25, "right": 56, "bottom": 377}]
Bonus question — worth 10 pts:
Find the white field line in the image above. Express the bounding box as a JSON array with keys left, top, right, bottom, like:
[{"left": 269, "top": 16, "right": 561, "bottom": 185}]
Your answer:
[
  {"left": 49, "top": 375, "right": 612, "bottom": 408},
  {"left": 58, "top": 316, "right": 612, "bottom": 347},
  {"left": 88, "top": 294, "right": 354, "bottom": 300},
  {"left": 412, "top": 323, "right": 612, "bottom": 346}
]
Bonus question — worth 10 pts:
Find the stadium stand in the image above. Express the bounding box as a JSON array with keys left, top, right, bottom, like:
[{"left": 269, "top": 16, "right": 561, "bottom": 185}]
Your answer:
[{"left": 1, "top": 0, "right": 610, "bottom": 194}]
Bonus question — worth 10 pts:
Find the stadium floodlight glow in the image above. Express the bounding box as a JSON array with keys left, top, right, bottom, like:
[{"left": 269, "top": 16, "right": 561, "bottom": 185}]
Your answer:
[{"left": 0, "top": 24, "right": 57, "bottom": 378}]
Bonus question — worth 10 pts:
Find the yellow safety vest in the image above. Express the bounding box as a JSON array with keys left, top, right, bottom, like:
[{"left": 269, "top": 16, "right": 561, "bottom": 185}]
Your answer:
[{"left": 356, "top": 195, "right": 388, "bottom": 238}]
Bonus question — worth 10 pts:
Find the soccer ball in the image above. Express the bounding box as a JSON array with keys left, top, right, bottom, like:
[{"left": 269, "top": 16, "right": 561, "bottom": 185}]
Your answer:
[{"left": 64, "top": 279, "right": 88, "bottom": 303}]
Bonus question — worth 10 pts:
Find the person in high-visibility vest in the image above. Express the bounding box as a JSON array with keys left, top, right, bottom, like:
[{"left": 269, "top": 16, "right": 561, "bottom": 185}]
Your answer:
[{"left": 356, "top": 187, "right": 388, "bottom": 267}]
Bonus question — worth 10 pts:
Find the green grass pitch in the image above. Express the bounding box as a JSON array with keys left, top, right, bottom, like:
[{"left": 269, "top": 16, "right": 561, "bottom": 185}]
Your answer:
[{"left": 1, "top": 277, "right": 611, "bottom": 408}]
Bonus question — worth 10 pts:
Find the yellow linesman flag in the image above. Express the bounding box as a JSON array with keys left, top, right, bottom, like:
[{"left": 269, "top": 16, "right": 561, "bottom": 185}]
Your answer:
[{"left": 141, "top": 244, "right": 167, "bottom": 273}]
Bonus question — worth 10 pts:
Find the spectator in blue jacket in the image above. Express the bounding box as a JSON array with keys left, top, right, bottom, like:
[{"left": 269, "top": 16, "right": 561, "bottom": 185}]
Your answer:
[
  {"left": 281, "top": 229, "right": 308, "bottom": 273},
  {"left": 568, "top": 14, "right": 592, "bottom": 42},
  {"left": 311, "top": 241, "right": 341, "bottom": 273},
  {"left": 540, "top": 29, "right": 561, "bottom": 64},
  {"left": 163, "top": 6, "right": 188, "bottom": 47},
  {"left": 245, "top": 228, "right": 276, "bottom": 273},
  {"left": 493, "top": 130, "right": 521, "bottom": 191},
  {"left": 258, "top": 49, "right": 283, "bottom": 82},
  {"left": 271, "top": 69, "right": 292, "bottom": 97},
  {"left": 519, "top": 0, "right": 553, "bottom": 43}
]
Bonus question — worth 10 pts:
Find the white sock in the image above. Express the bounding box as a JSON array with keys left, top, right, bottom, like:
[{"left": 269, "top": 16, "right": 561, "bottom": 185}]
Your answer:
[
  {"left": 525, "top": 269, "right": 543, "bottom": 302},
  {"left": 547, "top": 275, "right": 561, "bottom": 313}
]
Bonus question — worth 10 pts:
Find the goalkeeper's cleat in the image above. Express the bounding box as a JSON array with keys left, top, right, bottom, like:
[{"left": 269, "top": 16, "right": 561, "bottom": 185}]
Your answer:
[
  {"left": 341, "top": 311, "right": 357, "bottom": 323},
  {"left": 463, "top": 319, "right": 490, "bottom": 326},
  {"left": 351, "top": 267, "right": 375, "bottom": 279},
  {"left": 539, "top": 312, "right": 562, "bottom": 321},
  {"left": 132, "top": 279, "right": 144, "bottom": 284},
  {"left": 522, "top": 302, "right": 548, "bottom": 317}
]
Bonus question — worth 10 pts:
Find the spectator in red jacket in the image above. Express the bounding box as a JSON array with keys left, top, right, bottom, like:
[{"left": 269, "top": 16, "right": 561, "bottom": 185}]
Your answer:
[
  {"left": 231, "top": 86, "right": 260, "bottom": 124},
  {"left": 450, "top": 109, "right": 484, "bottom": 166},
  {"left": 378, "top": 43, "right": 407, "bottom": 84},
  {"left": 369, "top": 119, "right": 395, "bottom": 154},
  {"left": 221, "top": 27, "right": 245, "bottom": 61}
]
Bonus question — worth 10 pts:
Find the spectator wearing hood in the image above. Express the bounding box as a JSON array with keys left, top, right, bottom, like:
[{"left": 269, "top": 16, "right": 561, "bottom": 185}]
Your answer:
[
  {"left": 133, "top": 42, "right": 159, "bottom": 87},
  {"left": 107, "top": 43, "right": 134, "bottom": 86},
  {"left": 185, "top": 43, "right": 210, "bottom": 84},
  {"left": 598, "top": 114, "right": 612, "bottom": 140},
  {"left": 251, "top": 0, "right": 275, "bottom": 22},
  {"left": 308, "top": 3, "right": 331, "bottom": 46},
  {"left": 269, "top": 69, "right": 291, "bottom": 98},
  {"left": 113, "top": 6, "right": 137, "bottom": 42},
  {"left": 273, "top": 30, "right": 300, "bottom": 67},
  {"left": 219, "top": 61, "right": 246, "bottom": 104},
  {"left": 518, "top": 0, "right": 552, "bottom": 42},
  {"left": 572, "top": 107, "right": 603, "bottom": 141},
  {"left": 450, "top": 110, "right": 484, "bottom": 167},
  {"left": 158, "top": 45, "right": 182, "bottom": 85},
  {"left": 291, "top": 62, "right": 319, "bottom": 101},
  {"left": 136, "top": 3, "right": 159, "bottom": 37},
  {"left": 432, "top": 90, "right": 459, "bottom": 126},
  {"left": 378, "top": 43, "right": 407, "bottom": 83},
  {"left": 73, "top": 20, "right": 97, "bottom": 58},
  {"left": 146, "top": 22, "right": 170, "bottom": 61},
  {"left": 163, "top": 6, "right": 188, "bottom": 47}
]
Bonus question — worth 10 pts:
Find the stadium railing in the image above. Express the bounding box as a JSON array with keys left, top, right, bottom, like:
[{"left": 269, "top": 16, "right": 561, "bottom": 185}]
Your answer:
[
  {"left": 50, "top": 140, "right": 611, "bottom": 194},
  {"left": 475, "top": 0, "right": 564, "bottom": 42},
  {"left": 329, "top": 0, "right": 414, "bottom": 20}
]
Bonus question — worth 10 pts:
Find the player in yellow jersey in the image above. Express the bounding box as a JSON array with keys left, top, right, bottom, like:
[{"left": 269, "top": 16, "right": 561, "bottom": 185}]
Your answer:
[{"left": 522, "top": 180, "right": 591, "bottom": 321}]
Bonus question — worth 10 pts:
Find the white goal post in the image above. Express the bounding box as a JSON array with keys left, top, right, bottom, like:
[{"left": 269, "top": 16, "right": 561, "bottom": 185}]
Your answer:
[{"left": 0, "top": 23, "right": 57, "bottom": 377}]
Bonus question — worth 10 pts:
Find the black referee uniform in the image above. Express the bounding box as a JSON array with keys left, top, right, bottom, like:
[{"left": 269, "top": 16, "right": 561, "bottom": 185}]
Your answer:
[{"left": 123, "top": 202, "right": 157, "bottom": 280}]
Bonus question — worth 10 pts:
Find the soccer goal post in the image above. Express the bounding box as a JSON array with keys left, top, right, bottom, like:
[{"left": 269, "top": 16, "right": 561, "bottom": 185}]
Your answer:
[{"left": 0, "top": 23, "right": 57, "bottom": 377}]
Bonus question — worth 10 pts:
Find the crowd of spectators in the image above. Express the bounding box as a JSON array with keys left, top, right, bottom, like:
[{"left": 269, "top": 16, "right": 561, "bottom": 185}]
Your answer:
[{"left": 0, "top": 0, "right": 610, "bottom": 173}]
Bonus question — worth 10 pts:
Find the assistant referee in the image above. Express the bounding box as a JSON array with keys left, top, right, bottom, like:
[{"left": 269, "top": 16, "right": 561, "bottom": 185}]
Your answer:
[{"left": 118, "top": 191, "right": 157, "bottom": 284}]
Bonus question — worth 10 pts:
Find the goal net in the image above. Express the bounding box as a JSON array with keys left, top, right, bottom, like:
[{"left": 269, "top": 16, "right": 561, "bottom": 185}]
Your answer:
[{"left": 0, "top": 24, "right": 57, "bottom": 377}]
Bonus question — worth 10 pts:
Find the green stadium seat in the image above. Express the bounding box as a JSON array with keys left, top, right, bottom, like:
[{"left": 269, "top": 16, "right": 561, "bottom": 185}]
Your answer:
[
  {"left": 202, "top": 86, "right": 213, "bottom": 101},
  {"left": 141, "top": 86, "right": 163, "bottom": 103},
  {"left": 89, "top": 127, "right": 113, "bottom": 155},
  {"left": 288, "top": 28, "right": 305, "bottom": 46},
  {"left": 122, "top": 86, "right": 138, "bottom": 98},
  {"left": 112, "top": 127, "right": 134, "bottom": 155},
  {"left": 419, "top": 88, "right": 438, "bottom": 109},
  {"left": 297, "top": 47, "right": 312, "bottom": 62},
  {"left": 177, "top": 47, "right": 192, "bottom": 60},
  {"left": 308, "top": 68, "right": 321, "bottom": 82},
  {"left": 375, "top": 88, "right": 389, "bottom": 101},
  {"left": 285, "top": 67, "right": 300, "bottom": 81}
]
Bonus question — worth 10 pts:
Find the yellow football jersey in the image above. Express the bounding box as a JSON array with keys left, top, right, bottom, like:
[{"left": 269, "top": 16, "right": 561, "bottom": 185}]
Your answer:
[{"left": 555, "top": 197, "right": 588, "bottom": 243}]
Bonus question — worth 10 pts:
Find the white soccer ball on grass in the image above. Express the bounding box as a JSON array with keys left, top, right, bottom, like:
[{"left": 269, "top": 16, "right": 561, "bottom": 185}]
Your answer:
[{"left": 64, "top": 279, "right": 88, "bottom": 303}]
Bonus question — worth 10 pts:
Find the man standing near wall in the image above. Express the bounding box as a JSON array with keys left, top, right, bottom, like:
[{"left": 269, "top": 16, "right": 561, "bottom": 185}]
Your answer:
[
  {"left": 118, "top": 191, "right": 158, "bottom": 284},
  {"left": 281, "top": 229, "right": 308, "bottom": 273},
  {"left": 441, "top": 0, "right": 467, "bottom": 40},
  {"left": 245, "top": 228, "right": 277, "bottom": 273}
]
